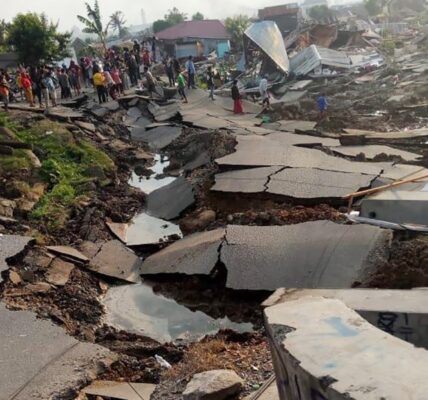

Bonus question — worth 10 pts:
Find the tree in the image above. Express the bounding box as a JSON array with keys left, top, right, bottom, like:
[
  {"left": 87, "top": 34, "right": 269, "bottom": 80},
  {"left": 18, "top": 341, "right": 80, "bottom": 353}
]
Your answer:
[
  {"left": 225, "top": 15, "right": 250, "bottom": 50},
  {"left": 110, "top": 11, "right": 129, "bottom": 38},
  {"left": 308, "top": 5, "right": 334, "bottom": 21},
  {"left": 153, "top": 20, "right": 173, "bottom": 33},
  {"left": 0, "top": 20, "right": 9, "bottom": 50},
  {"left": 192, "top": 12, "right": 204, "bottom": 21},
  {"left": 165, "top": 7, "right": 187, "bottom": 25},
  {"left": 7, "top": 13, "right": 71, "bottom": 65},
  {"left": 77, "top": 0, "right": 110, "bottom": 51},
  {"left": 152, "top": 7, "right": 187, "bottom": 34}
]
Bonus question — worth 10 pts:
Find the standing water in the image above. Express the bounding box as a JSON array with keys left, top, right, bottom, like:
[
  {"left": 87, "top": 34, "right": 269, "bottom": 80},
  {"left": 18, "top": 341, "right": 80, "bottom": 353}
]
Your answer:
[
  {"left": 129, "top": 154, "right": 176, "bottom": 194},
  {"left": 103, "top": 284, "right": 254, "bottom": 343}
]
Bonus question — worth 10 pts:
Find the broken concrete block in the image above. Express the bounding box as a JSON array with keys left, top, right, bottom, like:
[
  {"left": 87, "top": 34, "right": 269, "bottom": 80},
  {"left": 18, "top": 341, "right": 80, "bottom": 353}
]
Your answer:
[
  {"left": 47, "top": 245, "right": 89, "bottom": 263},
  {"left": 45, "top": 258, "right": 75, "bottom": 286},
  {"left": 89, "top": 240, "right": 142, "bottom": 283},
  {"left": 82, "top": 380, "right": 156, "bottom": 400},
  {"left": 265, "top": 296, "right": 428, "bottom": 400},
  {"left": 142, "top": 228, "right": 226, "bottom": 276},
  {"left": 183, "top": 370, "right": 244, "bottom": 400}
]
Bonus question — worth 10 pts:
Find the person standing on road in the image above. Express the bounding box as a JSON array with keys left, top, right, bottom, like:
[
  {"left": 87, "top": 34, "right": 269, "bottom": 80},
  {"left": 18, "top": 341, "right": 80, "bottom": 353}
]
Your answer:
[
  {"left": 143, "top": 66, "right": 156, "bottom": 98},
  {"left": 0, "top": 75, "right": 10, "bottom": 111},
  {"left": 185, "top": 56, "right": 196, "bottom": 89},
  {"left": 20, "top": 70, "right": 35, "bottom": 107},
  {"left": 177, "top": 71, "right": 188, "bottom": 103},
  {"left": 93, "top": 68, "right": 107, "bottom": 103},
  {"left": 207, "top": 65, "right": 215, "bottom": 100},
  {"left": 58, "top": 69, "right": 71, "bottom": 99},
  {"left": 317, "top": 93, "right": 328, "bottom": 120},
  {"left": 232, "top": 80, "right": 243, "bottom": 114},
  {"left": 259, "top": 75, "right": 270, "bottom": 110},
  {"left": 166, "top": 59, "right": 175, "bottom": 87}
]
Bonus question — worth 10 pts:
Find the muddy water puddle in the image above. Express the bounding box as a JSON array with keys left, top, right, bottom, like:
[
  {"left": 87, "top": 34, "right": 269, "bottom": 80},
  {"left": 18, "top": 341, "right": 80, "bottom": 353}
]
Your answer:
[
  {"left": 129, "top": 155, "right": 176, "bottom": 194},
  {"left": 103, "top": 283, "right": 254, "bottom": 343}
]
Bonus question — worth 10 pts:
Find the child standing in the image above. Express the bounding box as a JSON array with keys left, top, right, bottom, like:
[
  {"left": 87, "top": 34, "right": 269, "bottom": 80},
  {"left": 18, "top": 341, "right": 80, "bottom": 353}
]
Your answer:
[
  {"left": 0, "top": 76, "right": 10, "bottom": 111},
  {"left": 177, "top": 71, "right": 188, "bottom": 103}
]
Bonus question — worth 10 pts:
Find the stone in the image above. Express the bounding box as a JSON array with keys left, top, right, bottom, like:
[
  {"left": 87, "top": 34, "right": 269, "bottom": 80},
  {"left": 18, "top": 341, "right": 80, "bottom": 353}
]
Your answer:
[
  {"left": 0, "top": 235, "right": 33, "bottom": 282},
  {"left": 45, "top": 258, "right": 75, "bottom": 286},
  {"left": 183, "top": 370, "right": 244, "bottom": 400},
  {"left": 75, "top": 121, "right": 96, "bottom": 133},
  {"left": 180, "top": 210, "right": 217, "bottom": 231},
  {"left": 9, "top": 270, "right": 22, "bottom": 285},
  {"left": 0, "top": 198, "right": 16, "bottom": 218}
]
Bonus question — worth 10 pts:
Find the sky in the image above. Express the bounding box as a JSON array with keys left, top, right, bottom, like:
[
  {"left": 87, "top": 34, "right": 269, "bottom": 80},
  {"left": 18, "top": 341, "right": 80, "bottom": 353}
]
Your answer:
[{"left": 2, "top": 0, "right": 350, "bottom": 31}]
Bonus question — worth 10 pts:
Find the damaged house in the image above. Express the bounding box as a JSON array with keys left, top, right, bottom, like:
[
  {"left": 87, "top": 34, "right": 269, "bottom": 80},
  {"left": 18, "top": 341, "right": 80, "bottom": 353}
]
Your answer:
[
  {"left": 156, "top": 20, "right": 231, "bottom": 59},
  {"left": 290, "top": 44, "right": 351, "bottom": 77},
  {"left": 258, "top": 3, "right": 303, "bottom": 36}
]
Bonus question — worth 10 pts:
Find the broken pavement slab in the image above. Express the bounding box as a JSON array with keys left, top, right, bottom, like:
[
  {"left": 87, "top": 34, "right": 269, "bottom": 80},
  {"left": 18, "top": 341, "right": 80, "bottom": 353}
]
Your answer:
[
  {"left": 221, "top": 222, "right": 390, "bottom": 291},
  {"left": 212, "top": 167, "right": 283, "bottom": 193},
  {"left": 82, "top": 380, "right": 156, "bottom": 400},
  {"left": 329, "top": 145, "right": 421, "bottom": 162},
  {"left": 267, "top": 168, "right": 377, "bottom": 199},
  {"left": 88, "top": 240, "right": 142, "bottom": 283},
  {"left": 146, "top": 176, "right": 195, "bottom": 220},
  {"left": 142, "top": 222, "right": 390, "bottom": 291},
  {"left": 130, "top": 125, "right": 182, "bottom": 150},
  {"left": 107, "top": 213, "right": 182, "bottom": 247},
  {"left": 216, "top": 134, "right": 385, "bottom": 176},
  {"left": 142, "top": 228, "right": 226, "bottom": 276},
  {"left": 47, "top": 245, "right": 89, "bottom": 263},
  {"left": 0, "top": 303, "right": 115, "bottom": 400},
  {"left": 0, "top": 235, "right": 33, "bottom": 282}
]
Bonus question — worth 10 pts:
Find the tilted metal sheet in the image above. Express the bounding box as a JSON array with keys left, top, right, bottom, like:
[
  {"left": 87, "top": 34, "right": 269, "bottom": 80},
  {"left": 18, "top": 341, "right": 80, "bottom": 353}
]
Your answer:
[
  {"left": 244, "top": 21, "right": 289, "bottom": 73},
  {"left": 290, "top": 45, "right": 351, "bottom": 76}
]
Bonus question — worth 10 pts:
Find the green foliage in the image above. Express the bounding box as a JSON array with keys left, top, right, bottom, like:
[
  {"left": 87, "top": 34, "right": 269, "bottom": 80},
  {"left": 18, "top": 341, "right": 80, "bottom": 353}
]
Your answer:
[
  {"left": 7, "top": 13, "right": 71, "bottom": 65},
  {"left": 364, "top": 0, "right": 383, "bottom": 16},
  {"left": 5, "top": 118, "right": 115, "bottom": 231},
  {"left": 77, "top": 0, "right": 110, "bottom": 50},
  {"left": 308, "top": 5, "right": 334, "bottom": 21},
  {"left": 153, "top": 20, "right": 172, "bottom": 33},
  {"left": 153, "top": 7, "right": 187, "bottom": 33},
  {"left": 225, "top": 15, "right": 250, "bottom": 50},
  {"left": 192, "top": 12, "right": 205, "bottom": 21},
  {"left": 110, "top": 11, "right": 129, "bottom": 38}
]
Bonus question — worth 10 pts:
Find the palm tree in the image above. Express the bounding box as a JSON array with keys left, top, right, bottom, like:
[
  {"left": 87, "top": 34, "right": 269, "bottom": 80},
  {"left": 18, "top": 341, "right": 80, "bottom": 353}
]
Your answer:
[
  {"left": 77, "top": 0, "right": 110, "bottom": 51},
  {"left": 110, "top": 11, "right": 129, "bottom": 38}
]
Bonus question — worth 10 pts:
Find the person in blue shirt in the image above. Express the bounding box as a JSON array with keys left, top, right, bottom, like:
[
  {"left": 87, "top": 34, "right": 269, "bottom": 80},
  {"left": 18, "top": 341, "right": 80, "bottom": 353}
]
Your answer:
[
  {"left": 317, "top": 93, "right": 328, "bottom": 120},
  {"left": 185, "top": 56, "right": 196, "bottom": 89}
]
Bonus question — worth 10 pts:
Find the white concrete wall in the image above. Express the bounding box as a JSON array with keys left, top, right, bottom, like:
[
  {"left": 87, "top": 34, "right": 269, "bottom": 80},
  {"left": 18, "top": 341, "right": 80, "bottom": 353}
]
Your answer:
[{"left": 265, "top": 296, "right": 428, "bottom": 399}]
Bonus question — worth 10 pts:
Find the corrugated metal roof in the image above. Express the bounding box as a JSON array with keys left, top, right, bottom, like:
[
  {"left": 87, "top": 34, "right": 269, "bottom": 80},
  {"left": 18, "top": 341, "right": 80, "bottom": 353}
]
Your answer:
[
  {"left": 290, "top": 45, "right": 351, "bottom": 75},
  {"left": 244, "top": 21, "right": 289, "bottom": 73},
  {"left": 259, "top": 4, "right": 300, "bottom": 19},
  {"left": 156, "top": 20, "right": 230, "bottom": 40}
]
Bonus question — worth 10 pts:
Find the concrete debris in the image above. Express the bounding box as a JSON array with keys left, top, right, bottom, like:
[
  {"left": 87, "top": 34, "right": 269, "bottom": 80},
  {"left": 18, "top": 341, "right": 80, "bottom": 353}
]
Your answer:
[
  {"left": 47, "top": 245, "right": 89, "bottom": 263},
  {"left": 82, "top": 380, "right": 156, "bottom": 400},
  {"left": 0, "top": 235, "right": 33, "bottom": 282},
  {"left": 142, "top": 228, "right": 226, "bottom": 276},
  {"left": 265, "top": 296, "right": 428, "bottom": 400},
  {"left": 75, "top": 121, "right": 96, "bottom": 133},
  {"left": 245, "top": 376, "right": 278, "bottom": 400},
  {"left": 88, "top": 240, "right": 142, "bottom": 283},
  {"left": 146, "top": 176, "right": 195, "bottom": 220},
  {"left": 107, "top": 213, "right": 182, "bottom": 247},
  {"left": 183, "top": 369, "right": 244, "bottom": 400},
  {"left": 0, "top": 303, "right": 115, "bottom": 400},
  {"left": 264, "top": 288, "right": 428, "bottom": 348},
  {"left": 45, "top": 258, "right": 75, "bottom": 286}
]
